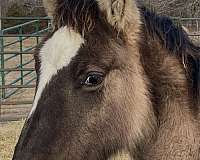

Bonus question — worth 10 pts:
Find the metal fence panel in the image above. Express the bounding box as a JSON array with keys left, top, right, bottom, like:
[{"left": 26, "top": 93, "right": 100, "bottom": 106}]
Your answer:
[{"left": 0, "top": 17, "right": 51, "bottom": 121}]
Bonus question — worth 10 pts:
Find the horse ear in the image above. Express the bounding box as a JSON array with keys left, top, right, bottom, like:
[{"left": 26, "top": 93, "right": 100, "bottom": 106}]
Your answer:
[
  {"left": 97, "top": 0, "right": 141, "bottom": 32},
  {"left": 43, "top": 0, "right": 56, "bottom": 18}
]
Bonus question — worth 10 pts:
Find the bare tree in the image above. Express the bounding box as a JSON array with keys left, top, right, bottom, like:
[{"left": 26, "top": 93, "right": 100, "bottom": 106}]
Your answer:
[
  {"left": 140, "top": 0, "right": 200, "bottom": 17},
  {"left": 0, "top": 0, "right": 44, "bottom": 16},
  {"left": 1, "top": 0, "right": 8, "bottom": 16}
]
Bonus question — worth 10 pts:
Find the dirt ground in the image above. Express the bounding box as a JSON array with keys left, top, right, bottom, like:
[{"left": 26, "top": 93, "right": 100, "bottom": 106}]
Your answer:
[{"left": 0, "top": 120, "right": 24, "bottom": 160}]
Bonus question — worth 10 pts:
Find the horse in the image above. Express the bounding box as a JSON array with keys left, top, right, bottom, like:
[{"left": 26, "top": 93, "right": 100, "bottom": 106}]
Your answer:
[{"left": 12, "top": 0, "right": 200, "bottom": 159}]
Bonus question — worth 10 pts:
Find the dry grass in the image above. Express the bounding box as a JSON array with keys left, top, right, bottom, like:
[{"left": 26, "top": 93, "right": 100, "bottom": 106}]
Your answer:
[{"left": 0, "top": 120, "right": 24, "bottom": 160}]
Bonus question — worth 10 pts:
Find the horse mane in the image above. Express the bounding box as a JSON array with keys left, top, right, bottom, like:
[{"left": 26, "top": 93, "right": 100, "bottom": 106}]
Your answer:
[{"left": 141, "top": 7, "right": 200, "bottom": 103}]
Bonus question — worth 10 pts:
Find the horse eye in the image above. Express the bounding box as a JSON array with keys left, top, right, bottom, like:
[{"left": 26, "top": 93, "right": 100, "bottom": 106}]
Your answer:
[{"left": 82, "top": 72, "right": 104, "bottom": 87}]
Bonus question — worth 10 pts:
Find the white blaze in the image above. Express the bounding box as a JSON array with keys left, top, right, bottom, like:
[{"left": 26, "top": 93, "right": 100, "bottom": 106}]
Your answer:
[{"left": 28, "top": 27, "right": 84, "bottom": 118}]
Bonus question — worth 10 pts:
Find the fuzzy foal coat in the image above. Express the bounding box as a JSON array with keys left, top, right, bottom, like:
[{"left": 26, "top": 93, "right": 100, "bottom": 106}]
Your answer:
[
  {"left": 13, "top": 0, "right": 200, "bottom": 160},
  {"left": 140, "top": 8, "right": 200, "bottom": 159}
]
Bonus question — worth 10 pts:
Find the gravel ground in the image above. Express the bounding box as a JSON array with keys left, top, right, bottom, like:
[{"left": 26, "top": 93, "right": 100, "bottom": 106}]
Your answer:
[{"left": 0, "top": 120, "right": 24, "bottom": 160}]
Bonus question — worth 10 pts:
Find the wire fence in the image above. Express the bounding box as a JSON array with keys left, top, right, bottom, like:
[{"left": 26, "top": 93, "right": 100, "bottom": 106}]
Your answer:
[{"left": 0, "top": 17, "right": 51, "bottom": 121}]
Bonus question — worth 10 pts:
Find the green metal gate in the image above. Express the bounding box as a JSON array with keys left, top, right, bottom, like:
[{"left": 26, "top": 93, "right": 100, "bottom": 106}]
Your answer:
[{"left": 0, "top": 17, "right": 51, "bottom": 110}]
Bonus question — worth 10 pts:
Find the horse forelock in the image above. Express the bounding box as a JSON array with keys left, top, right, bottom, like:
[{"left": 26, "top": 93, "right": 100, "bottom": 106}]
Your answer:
[{"left": 54, "top": 0, "right": 99, "bottom": 35}]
